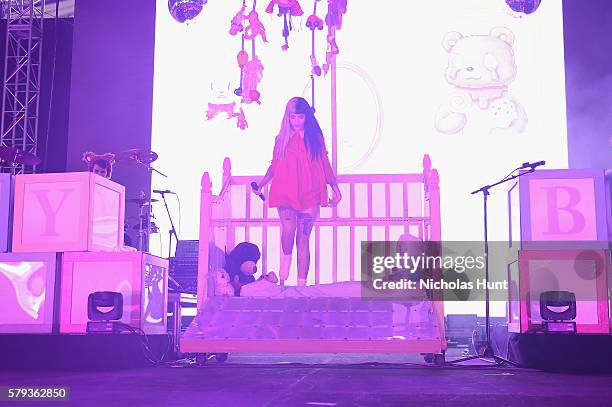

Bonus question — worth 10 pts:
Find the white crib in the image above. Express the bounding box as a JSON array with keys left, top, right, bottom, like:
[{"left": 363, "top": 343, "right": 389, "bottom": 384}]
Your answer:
[{"left": 181, "top": 155, "right": 447, "bottom": 356}]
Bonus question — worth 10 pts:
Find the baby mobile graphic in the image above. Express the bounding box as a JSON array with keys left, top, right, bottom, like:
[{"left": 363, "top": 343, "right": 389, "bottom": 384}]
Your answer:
[
  {"left": 205, "top": 0, "right": 349, "bottom": 129},
  {"left": 206, "top": 0, "right": 267, "bottom": 130}
]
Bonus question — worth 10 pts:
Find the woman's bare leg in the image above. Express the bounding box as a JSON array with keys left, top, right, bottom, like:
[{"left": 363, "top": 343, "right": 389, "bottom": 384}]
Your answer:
[
  {"left": 277, "top": 207, "right": 296, "bottom": 281},
  {"left": 296, "top": 206, "right": 319, "bottom": 283}
]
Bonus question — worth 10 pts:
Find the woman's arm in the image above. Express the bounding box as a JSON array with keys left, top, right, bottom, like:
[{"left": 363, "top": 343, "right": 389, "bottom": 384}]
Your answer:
[
  {"left": 254, "top": 138, "right": 278, "bottom": 192},
  {"left": 320, "top": 134, "right": 342, "bottom": 205},
  {"left": 258, "top": 165, "right": 274, "bottom": 189}
]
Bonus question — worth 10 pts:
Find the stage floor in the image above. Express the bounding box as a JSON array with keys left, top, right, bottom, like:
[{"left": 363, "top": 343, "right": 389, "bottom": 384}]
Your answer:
[{"left": 2, "top": 357, "right": 612, "bottom": 406}]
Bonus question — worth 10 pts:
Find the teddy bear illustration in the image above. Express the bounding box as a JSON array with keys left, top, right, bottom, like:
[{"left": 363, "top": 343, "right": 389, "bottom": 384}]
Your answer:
[{"left": 435, "top": 27, "right": 527, "bottom": 136}]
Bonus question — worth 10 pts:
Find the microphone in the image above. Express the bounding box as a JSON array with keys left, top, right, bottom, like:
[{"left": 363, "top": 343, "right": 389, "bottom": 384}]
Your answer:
[
  {"left": 153, "top": 189, "right": 176, "bottom": 195},
  {"left": 519, "top": 161, "right": 545, "bottom": 170},
  {"left": 251, "top": 182, "right": 265, "bottom": 201}
]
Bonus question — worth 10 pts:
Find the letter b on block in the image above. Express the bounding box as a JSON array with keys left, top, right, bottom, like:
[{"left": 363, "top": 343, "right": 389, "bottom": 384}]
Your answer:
[{"left": 528, "top": 178, "right": 597, "bottom": 241}]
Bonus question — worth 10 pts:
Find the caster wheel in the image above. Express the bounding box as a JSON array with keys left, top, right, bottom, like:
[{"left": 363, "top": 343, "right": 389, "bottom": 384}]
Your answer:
[
  {"left": 423, "top": 353, "right": 434, "bottom": 364},
  {"left": 433, "top": 354, "right": 446, "bottom": 366},
  {"left": 195, "top": 353, "right": 209, "bottom": 366},
  {"left": 215, "top": 353, "right": 228, "bottom": 363}
]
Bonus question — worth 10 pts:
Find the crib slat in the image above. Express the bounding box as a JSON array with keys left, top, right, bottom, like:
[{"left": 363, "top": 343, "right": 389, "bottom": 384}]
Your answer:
[
  {"left": 315, "top": 226, "right": 320, "bottom": 285},
  {"left": 262, "top": 226, "right": 268, "bottom": 276},
  {"left": 385, "top": 182, "right": 391, "bottom": 242},
  {"left": 350, "top": 183, "right": 355, "bottom": 281},
  {"left": 403, "top": 181, "right": 409, "bottom": 235},
  {"left": 245, "top": 186, "right": 251, "bottom": 242},
  {"left": 367, "top": 181, "right": 373, "bottom": 281},
  {"left": 333, "top": 224, "right": 338, "bottom": 284},
  {"left": 367, "top": 183, "right": 373, "bottom": 218},
  {"left": 349, "top": 228, "right": 355, "bottom": 281},
  {"left": 366, "top": 184, "right": 373, "bottom": 242},
  {"left": 263, "top": 185, "right": 269, "bottom": 275}
]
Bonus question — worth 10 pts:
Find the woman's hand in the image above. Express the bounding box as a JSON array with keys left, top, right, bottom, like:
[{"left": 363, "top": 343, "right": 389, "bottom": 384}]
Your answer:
[
  {"left": 328, "top": 186, "right": 342, "bottom": 207},
  {"left": 251, "top": 181, "right": 262, "bottom": 195}
]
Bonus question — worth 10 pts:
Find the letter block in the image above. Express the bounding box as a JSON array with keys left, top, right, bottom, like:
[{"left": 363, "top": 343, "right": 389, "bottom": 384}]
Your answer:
[
  {"left": 0, "top": 174, "right": 13, "bottom": 253},
  {"left": 11, "top": 172, "right": 125, "bottom": 253},
  {"left": 508, "top": 169, "right": 609, "bottom": 250},
  {"left": 0, "top": 252, "right": 59, "bottom": 333},
  {"left": 507, "top": 249, "right": 609, "bottom": 334},
  {"left": 59, "top": 251, "right": 168, "bottom": 334}
]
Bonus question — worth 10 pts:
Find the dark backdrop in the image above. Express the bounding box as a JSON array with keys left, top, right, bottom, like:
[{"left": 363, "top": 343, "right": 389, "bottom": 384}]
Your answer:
[
  {"left": 0, "top": 17, "right": 73, "bottom": 173},
  {"left": 563, "top": 0, "right": 612, "bottom": 169},
  {"left": 65, "top": 0, "right": 157, "bottom": 245}
]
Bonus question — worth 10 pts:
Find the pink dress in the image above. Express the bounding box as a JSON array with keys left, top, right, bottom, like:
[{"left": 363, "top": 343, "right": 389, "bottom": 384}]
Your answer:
[{"left": 268, "top": 133, "right": 335, "bottom": 211}]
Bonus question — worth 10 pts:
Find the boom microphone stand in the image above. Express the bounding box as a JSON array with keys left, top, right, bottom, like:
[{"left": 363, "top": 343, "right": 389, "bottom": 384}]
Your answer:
[
  {"left": 154, "top": 190, "right": 179, "bottom": 259},
  {"left": 449, "top": 161, "right": 545, "bottom": 366},
  {"left": 133, "top": 152, "right": 166, "bottom": 253}
]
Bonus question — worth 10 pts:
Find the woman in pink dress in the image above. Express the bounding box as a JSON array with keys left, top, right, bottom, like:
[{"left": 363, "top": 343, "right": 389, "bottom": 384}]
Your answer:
[{"left": 253, "top": 97, "right": 342, "bottom": 285}]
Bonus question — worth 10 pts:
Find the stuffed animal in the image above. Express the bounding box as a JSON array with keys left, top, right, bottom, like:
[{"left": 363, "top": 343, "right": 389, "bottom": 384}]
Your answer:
[
  {"left": 435, "top": 27, "right": 527, "bottom": 136},
  {"left": 212, "top": 268, "right": 235, "bottom": 297},
  {"left": 225, "top": 242, "right": 278, "bottom": 296}
]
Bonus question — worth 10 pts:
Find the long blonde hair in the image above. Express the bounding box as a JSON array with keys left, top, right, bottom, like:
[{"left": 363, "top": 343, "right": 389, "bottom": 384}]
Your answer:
[{"left": 274, "top": 97, "right": 324, "bottom": 160}]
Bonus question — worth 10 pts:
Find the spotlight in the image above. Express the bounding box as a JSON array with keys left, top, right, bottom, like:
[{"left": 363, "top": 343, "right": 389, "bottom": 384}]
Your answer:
[
  {"left": 86, "top": 291, "right": 124, "bottom": 333},
  {"left": 168, "top": 0, "right": 207, "bottom": 23},
  {"left": 505, "top": 0, "right": 541, "bottom": 15},
  {"left": 539, "top": 291, "right": 577, "bottom": 333}
]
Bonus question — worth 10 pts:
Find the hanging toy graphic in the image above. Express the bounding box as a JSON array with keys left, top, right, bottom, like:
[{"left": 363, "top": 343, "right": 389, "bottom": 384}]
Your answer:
[
  {"left": 244, "top": 9, "right": 268, "bottom": 42},
  {"left": 205, "top": 102, "right": 249, "bottom": 130},
  {"left": 241, "top": 56, "right": 264, "bottom": 104},
  {"left": 229, "top": 3, "right": 248, "bottom": 35},
  {"left": 322, "top": 0, "right": 348, "bottom": 75},
  {"left": 236, "top": 1, "right": 266, "bottom": 104},
  {"left": 206, "top": 82, "right": 249, "bottom": 130},
  {"left": 325, "top": 0, "right": 347, "bottom": 30},
  {"left": 236, "top": 107, "right": 248, "bottom": 130},
  {"left": 307, "top": 0, "right": 324, "bottom": 78},
  {"left": 306, "top": 11, "right": 324, "bottom": 30},
  {"left": 265, "top": 0, "right": 304, "bottom": 51}
]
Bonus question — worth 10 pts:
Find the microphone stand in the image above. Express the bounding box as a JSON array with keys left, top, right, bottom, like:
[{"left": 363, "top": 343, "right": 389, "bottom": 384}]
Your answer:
[
  {"left": 157, "top": 191, "right": 179, "bottom": 259},
  {"left": 134, "top": 156, "right": 167, "bottom": 253},
  {"left": 450, "top": 165, "right": 540, "bottom": 366}
]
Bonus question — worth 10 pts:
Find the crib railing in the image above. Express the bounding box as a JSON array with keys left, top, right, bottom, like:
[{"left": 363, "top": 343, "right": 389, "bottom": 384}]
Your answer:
[{"left": 197, "top": 155, "right": 441, "bottom": 309}]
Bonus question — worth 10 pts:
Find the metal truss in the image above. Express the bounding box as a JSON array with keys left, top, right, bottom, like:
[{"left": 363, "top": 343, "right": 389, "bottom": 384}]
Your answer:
[{"left": 1, "top": 0, "right": 44, "bottom": 174}]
